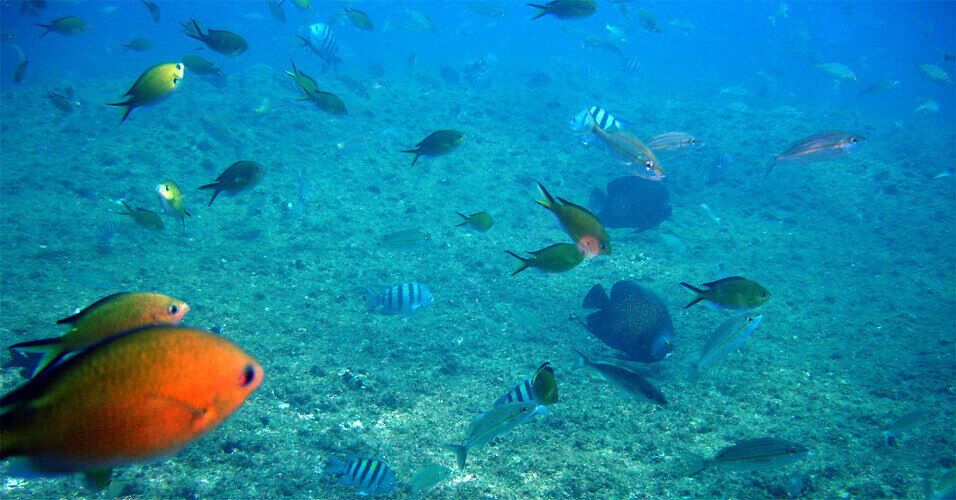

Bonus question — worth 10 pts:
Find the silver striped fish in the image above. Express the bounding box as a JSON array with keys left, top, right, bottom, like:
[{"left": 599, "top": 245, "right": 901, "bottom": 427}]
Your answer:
[
  {"left": 445, "top": 401, "right": 545, "bottom": 469},
  {"left": 324, "top": 457, "right": 396, "bottom": 495},
  {"left": 365, "top": 281, "right": 434, "bottom": 316},
  {"left": 493, "top": 362, "right": 558, "bottom": 406},
  {"left": 686, "top": 313, "right": 762, "bottom": 381},
  {"left": 647, "top": 132, "right": 704, "bottom": 153},
  {"left": 571, "top": 106, "right": 622, "bottom": 133},
  {"left": 765, "top": 131, "right": 867, "bottom": 176},
  {"left": 682, "top": 437, "right": 809, "bottom": 476}
]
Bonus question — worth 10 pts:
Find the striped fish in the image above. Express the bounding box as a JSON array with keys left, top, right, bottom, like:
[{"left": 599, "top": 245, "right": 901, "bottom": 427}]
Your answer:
[
  {"left": 647, "top": 132, "right": 705, "bottom": 154},
  {"left": 365, "top": 281, "right": 434, "bottom": 316},
  {"left": 765, "top": 131, "right": 867, "bottom": 176},
  {"left": 682, "top": 437, "right": 809, "bottom": 476},
  {"left": 686, "top": 313, "right": 762, "bottom": 381},
  {"left": 494, "top": 362, "right": 558, "bottom": 406},
  {"left": 409, "top": 464, "right": 453, "bottom": 496},
  {"left": 585, "top": 111, "right": 664, "bottom": 181},
  {"left": 324, "top": 457, "right": 396, "bottom": 495},
  {"left": 300, "top": 22, "right": 341, "bottom": 70},
  {"left": 621, "top": 57, "right": 640, "bottom": 73},
  {"left": 445, "top": 401, "right": 546, "bottom": 469},
  {"left": 571, "top": 106, "right": 621, "bottom": 133}
]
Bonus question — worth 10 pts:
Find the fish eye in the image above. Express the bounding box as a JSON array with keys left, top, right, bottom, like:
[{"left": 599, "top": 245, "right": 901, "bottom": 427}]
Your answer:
[
  {"left": 760, "top": 292, "right": 768, "bottom": 297},
  {"left": 599, "top": 243, "right": 606, "bottom": 250},
  {"left": 239, "top": 364, "right": 259, "bottom": 388},
  {"left": 168, "top": 304, "right": 179, "bottom": 315}
]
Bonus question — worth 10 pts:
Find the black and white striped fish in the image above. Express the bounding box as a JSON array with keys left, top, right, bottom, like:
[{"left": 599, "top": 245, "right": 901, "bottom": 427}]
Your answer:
[
  {"left": 365, "top": 281, "right": 434, "bottom": 316},
  {"left": 300, "top": 22, "right": 341, "bottom": 70},
  {"left": 622, "top": 57, "right": 640, "bottom": 73},
  {"left": 571, "top": 106, "right": 622, "bottom": 133},
  {"left": 324, "top": 457, "right": 396, "bottom": 496},
  {"left": 494, "top": 362, "right": 558, "bottom": 406}
]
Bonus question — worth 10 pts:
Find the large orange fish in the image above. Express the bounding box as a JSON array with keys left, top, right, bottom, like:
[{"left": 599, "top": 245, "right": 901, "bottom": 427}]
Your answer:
[
  {"left": 1, "top": 325, "right": 262, "bottom": 487},
  {"left": 7, "top": 292, "right": 189, "bottom": 377},
  {"left": 536, "top": 182, "right": 610, "bottom": 257}
]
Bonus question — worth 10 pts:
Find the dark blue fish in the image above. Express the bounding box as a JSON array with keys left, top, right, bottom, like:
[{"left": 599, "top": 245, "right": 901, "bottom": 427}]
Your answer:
[
  {"left": 365, "top": 281, "right": 434, "bottom": 316},
  {"left": 324, "top": 457, "right": 396, "bottom": 496},
  {"left": 581, "top": 281, "right": 674, "bottom": 363},
  {"left": 588, "top": 176, "right": 671, "bottom": 231}
]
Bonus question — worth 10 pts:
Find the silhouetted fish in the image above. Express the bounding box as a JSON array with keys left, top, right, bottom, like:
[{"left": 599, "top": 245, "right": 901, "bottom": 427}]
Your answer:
[
  {"left": 588, "top": 176, "right": 671, "bottom": 232},
  {"left": 581, "top": 281, "right": 674, "bottom": 363}
]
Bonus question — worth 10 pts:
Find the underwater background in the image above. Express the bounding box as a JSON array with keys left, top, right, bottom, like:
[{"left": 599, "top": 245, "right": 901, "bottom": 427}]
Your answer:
[{"left": 0, "top": 0, "right": 954, "bottom": 498}]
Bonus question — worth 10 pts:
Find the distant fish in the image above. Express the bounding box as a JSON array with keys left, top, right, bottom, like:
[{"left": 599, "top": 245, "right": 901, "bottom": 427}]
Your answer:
[
  {"left": 409, "top": 464, "right": 453, "bottom": 496},
  {"left": 117, "top": 201, "right": 164, "bottom": 231},
  {"left": 299, "top": 23, "right": 341, "bottom": 70},
  {"left": 528, "top": 0, "right": 597, "bottom": 21},
  {"left": 401, "top": 6, "right": 437, "bottom": 32},
  {"left": 199, "top": 115, "right": 241, "bottom": 152},
  {"left": 572, "top": 349, "right": 667, "bottom": 406},
  {"left": 199, "top": 161, "right": 264, "bottom": 206},
  {"left": 494, "top": 362, "right": 558, "bottom": 407},
  {"left": 13, "top": 57, "right": 28, "bottom": 83},
  {"left": 858, "top": 78, "right": 900, "bottom": 96},
  {"left": 468, "top": 2, "right": 508, "bottom": 18},
  {"left": 324, "top": 457, "right": 396, "bottom": 496},
  {"left": 365, "top": 281, "right": 434, "bottom": 317},
  {"left": 506, "top": 243, "right": 585, "bottom": 275},
  {"left": 35, "top": 16, "right": 88, "bottom": 37},
  {"left": 764, "top": 131, "right": 867, "bottom": 176},
  {"left": 266, "top": 0, "right": 285, "bottom": 22},
  {"left": 682, "top": 437, "right": 809, "bottom": 475},
  {"left": 455, "top": 212, "right": 494, "bottom": 232},
  {"left": 916, "top": 98, "right": 939, "bottom": 114},
  {"left": 646, "top": 132, "right": 704, "bottom": 154},
  {"left": 402, "top": 130, "right": 463, "bottom": 166},
  {"left": 883, "top": 409, "right": 935, "bottom": 447},
  {"left": 637, "top": 9, "right": 661, "bottom": 33},
  {"left": 45, "top": 90, "right": 76, "bottom": 113},
  {"left": 141, "top": 0, "right": 160, "bottom": 22},
  {"left": 815, "top": 62, "right": 858, "bottom": 81},
  {"left": 916, "top": 63, "right": 952, "bottom": 85},
  {"left": 621, "top": 57, "right": 640, "bottom": 73},
  {"left": 445, "top": 401, "right": 545, "bottom": 469},
  {"left": 526, "top": 71, "right": 551, "bottom": 87},
  {"left": 684, "top": 313, "right": 762, "bottom": 381},
  {"left": 707, "top": 152, "right": 732, "bottom": 184},
  {"left": 379, "top": 228, "right": 432, "bottom": 250},
  {"left": 340, "top": 4, "right": 373, "bottom": 31},
  {"left": 767, "top": 2, "right": 788, "bottom": 27},
  {"left": 182, "top": 55, "right": 222, "bottom": 76},
  {"left": 718, "top": 85, "right": 751, "bottom": 97},
  {"left": 183, "top": 19, "right": 247, "bottom": 57},
  {"left": 121, "top": 37, "right": 151, "bottom": 52}
]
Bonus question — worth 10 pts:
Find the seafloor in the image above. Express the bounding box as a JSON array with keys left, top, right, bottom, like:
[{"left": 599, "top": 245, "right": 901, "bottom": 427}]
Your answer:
[{"left": 0, "top": 61, "right": 953, "bottom": 499}]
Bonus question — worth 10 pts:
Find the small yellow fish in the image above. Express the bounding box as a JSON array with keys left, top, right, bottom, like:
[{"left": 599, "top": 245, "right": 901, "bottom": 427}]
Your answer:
[
  {"left": 156, "top": 180, "right": 190, "bottom": 230},
  {"left": 108, "top": 63, "right": 184, "bottom": 123},
  {"left": 118, "top": 201, "right": 163, "bottom": 230},
  {"left": 455, "top": 212, "right": 494, "bottom": 232}
]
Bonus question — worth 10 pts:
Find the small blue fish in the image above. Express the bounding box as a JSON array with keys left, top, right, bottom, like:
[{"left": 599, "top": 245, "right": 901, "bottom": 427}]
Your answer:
[
  {"left": 324, "top": 457, "right": 396, "bottom": 496},
  {"left": 366, "top": 281, "right": 434, "bottom": 316}
]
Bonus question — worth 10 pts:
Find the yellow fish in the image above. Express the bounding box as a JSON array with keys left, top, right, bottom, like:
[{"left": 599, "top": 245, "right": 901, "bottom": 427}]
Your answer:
[
  {"left": 108, "top": 63, "right": 184, "bottom": 123},
  {"left": 156, "top": 180, "right": 190, "bottom": 230}
]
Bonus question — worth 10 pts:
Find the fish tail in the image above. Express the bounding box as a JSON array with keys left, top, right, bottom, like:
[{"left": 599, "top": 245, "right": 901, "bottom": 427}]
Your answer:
[
  {"left": 34, "top": 24, "right": 51, "bottom": 37},
  {"left": 118, "top": 200, "right": 134, "bottom": 215},
  {"left": 679, "top": 282, "right": 705, "bottom": 309},
  {"left": 364, "top": 287, "right": 381, "bottom": 311},
  {"left": 883, "top": 431, "right": 898, "bottom": 448},
  {"left": 571, "top": 348, "right": 588, "bottom": 369},
  {"left": 106, "top": 101, "right": 133, "bottom": 123},
  {"left": 680, "top": 452, "right": 708, "bottom": 476},
  {"left": 763, "top": 156, "right": 777, "bottom": 177},
  {"left": 8, "top": 337, "right": 64, "bottom": 378},
  {"left": 454, "top": 212, "right": 470, "bottom": 227},
  {"left": 188, "top": 19, "right": 204, "bottom": 39},
  {"left": 198, "top": 182, "right": 222, "bottom": 206},
  {"left": 445, "top": 444, "right": 468, "bottom": 469},
  {"left": 505, "top": 251, "right": 529, "bottom": 275},
  {"left": 404, "top": 151, "right": 422, "bottom": 166},
  {"left": 534, "top": 181, "right": 556, "bottom": 209},
  {"left": 527, "top": 4, "right": 547, "bottom": 20}
]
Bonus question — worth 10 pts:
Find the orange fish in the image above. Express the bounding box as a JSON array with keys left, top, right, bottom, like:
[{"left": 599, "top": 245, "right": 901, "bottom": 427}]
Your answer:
[
  {"left": 0, "top": 325, "right": 262, "bottom": 487},
  {"left": 7, "top": 292, "right": 189, "bottom": 378},
  {"left": 536, "top": 182, "right": 610, "bottom": 257}
]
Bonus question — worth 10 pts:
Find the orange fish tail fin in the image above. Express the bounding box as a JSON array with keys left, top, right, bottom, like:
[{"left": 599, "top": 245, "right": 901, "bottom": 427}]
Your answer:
[
  {"left": 505, "top": 251, "right": 529, "bottom": 275},
  {"left": 679, "top": 282, "right": 705, "bottom": 309},
  {"left": 534, "top": 181, "right": 557, "bottom": 209},
  {"left": 8, "top": 337, "right": 64, "bottom": 378}
]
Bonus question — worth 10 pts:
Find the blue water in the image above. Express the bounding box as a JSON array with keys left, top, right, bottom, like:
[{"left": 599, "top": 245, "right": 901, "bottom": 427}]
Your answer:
[{"left": 1, "top": 1, "right": 953, "bottom": 498}]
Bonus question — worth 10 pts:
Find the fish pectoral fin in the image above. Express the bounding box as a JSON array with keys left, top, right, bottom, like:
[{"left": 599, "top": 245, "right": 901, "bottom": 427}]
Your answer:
[{"left": 147, "top": 393, "right": 215, "bottom": 429}]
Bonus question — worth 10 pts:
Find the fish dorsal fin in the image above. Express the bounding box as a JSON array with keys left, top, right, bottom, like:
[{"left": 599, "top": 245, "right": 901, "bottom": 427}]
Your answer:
[
  {"left": 55, "top": 292, "right": 131, "bottom": 325},
  {"left": 582, "top": 284, "right": 610, "bottom": 309},
  {"left": 702, "top": 276, "right": 742, "bottom": 288}
]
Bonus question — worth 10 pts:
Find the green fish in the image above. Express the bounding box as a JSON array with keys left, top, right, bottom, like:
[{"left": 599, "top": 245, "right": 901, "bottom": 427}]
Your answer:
[
  {"left": 682, "top": 437, "right": 809, "bottom": 476},
  {"left": 536, "top": 182, "right": 610, "bottom": 257},
  {"left": 445, "top": 401, "right": 545, "bottom": 469},
  {"left": 285, "top": 60, "right": 319, "bottom": 95},
  {"left": 199, "top": 161, "right": 264, "bottom": 206},
  {"left": 402, "top": 130, "right": 463, "bottom": 166},
  {"left": 298, "top": 89, "right": 347, "bottom": 116},
  {"left": 506, "top": 243, "right": 584, "bottom": 275},
  {"left": 455, "top": 212, "right": 493, "bottom": 232},
  {"left": 183, "top": 19, "right": 247, "bottom": 56},
  {"left": 182, "top": 55, "right": 222, "bottom": 76},
  {"left": 680, "top": 277, "right": 769, "bottom": 310},
  {"left": 528, "top": 0, "right": 597, "bottom": 20},
  {"left": 117, "top": 201, "right": 163, "bottom": 230}
]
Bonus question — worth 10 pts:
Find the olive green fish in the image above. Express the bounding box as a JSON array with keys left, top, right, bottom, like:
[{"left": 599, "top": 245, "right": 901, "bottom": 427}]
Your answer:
[
  {"left": 199, "top": 161, "right": 264, "bottom": 206},
  {"left": 341, "top": 4, "right": 374, "bottom": 31},
  {"left": 445, "top": 401, "right": 545, "bottom": 469},
  {"left": 680, "top": 277, "right": 769, "bottom": 310},
  {"left": 536, "top": 182, "right": 610, "bottom": 257},
  {"left": 13, "top": 57, "right": 28, "bottom": 83},
  {"left": 182, "top": 55, "right": 222, "bottom": 76},
  {"left": 35, "top": 16, "right": 88, "bottom": 37},
  {"left": 455, "top": 212, "right": 493, "bottom": 232},
  {"left": 506, "top": 243, "right": 584, "bottom": 275},
  {"left": 298, "top": 89, "right": 347, "bottom": 116},
  {"left": 528, "top": 0, "right": 597, "bottom": 20},
  {"left": 285, "top": 60, "right": 319, "bottom": 95},
  {"left": 402, "top": 130, "right": 463, "bottom": 166},
  {"left": 682, "top": 437, "right": 809, "bottom": 475},
  {"left": 118, "top": 201, "right": 163, "bottom": 230},
  {"left": 121, "top": 37, "right": 151, "bottom": 52},
  {"left": 183, "top": 19, "right": 247, "bottom": 56}
]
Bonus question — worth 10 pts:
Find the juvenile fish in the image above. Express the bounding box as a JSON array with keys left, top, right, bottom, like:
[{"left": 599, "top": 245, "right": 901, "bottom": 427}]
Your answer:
[
  {"left": 686, "top": 313, "right": 762, "bottom": 381},
  {"left": 445, "top": 401, "right": 545, "bottom": 469},
  {"left": 682, "top": 437, "right": 809, "bottom": 475},
  {"left": 365, "top": 281, "right": 434, "bottom": 317},
  {"left": 324, "top": 457, "right": 396, "bottom": 496},
  {"left": 572, "top": 349, "right": 667, "bottom": 406}
]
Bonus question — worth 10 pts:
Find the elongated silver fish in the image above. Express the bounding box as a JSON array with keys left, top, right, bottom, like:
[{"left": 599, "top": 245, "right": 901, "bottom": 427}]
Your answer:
[
  {"left": 765, "top": 131, "right": 866, "bottom": 176},
  {"left": 409, "top": 464, "right": 453, "bottom": 496},
  {"left": 647, "top": 132, "right": 704, "bottom": 153},
  {"left": 883, "top": 409, "right": 935, "bottom": 447},
  {"left": 572, "top": 349, "right": 667, "bottom": 406},
  {"left": 686, "top": 313, "right": 762, "bottom": 381},
  {"left": 445, "top": 401, "right": 545, "bottom": 469},
  {"left": 682, "top": 437, "right": 809, "bottom": 476}
]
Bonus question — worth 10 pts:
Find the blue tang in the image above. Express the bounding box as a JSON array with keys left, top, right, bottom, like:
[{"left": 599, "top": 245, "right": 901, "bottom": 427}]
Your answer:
[{"left": 582, "top": 281, "right": 674, "bottom": 363}]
